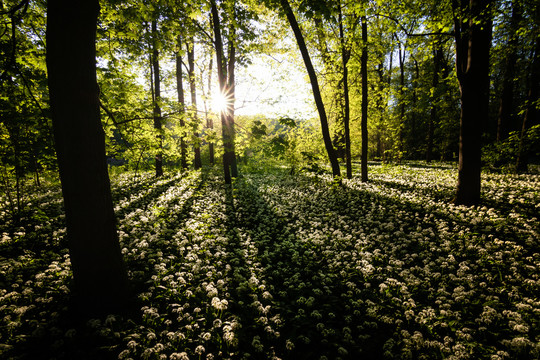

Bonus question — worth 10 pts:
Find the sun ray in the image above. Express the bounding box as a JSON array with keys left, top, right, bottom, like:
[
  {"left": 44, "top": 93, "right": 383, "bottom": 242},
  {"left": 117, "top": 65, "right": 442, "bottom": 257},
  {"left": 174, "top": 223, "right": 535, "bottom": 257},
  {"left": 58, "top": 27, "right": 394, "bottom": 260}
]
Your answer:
[{"left": 212, "top": 91, "right": 230, "bottom": 113}]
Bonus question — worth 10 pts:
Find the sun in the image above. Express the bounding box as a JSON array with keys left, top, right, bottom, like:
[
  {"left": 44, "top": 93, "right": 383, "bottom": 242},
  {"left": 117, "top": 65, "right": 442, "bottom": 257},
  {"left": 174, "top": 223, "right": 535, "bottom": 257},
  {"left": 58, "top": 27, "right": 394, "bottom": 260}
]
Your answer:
[{"left": 212, "top": 92, "right": 229, "bottom": 113}]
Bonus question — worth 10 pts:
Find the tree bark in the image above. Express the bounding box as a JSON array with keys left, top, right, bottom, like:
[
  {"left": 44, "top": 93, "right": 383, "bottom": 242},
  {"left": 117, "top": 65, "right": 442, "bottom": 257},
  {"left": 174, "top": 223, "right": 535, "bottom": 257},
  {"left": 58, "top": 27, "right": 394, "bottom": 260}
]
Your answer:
[
  {"left": 151, "top": 20, "right": 163, "bottom": 177},
  {"left": 187, "top": 39, "right": 202, "bottom": 169},
  {"left": 176, "top": 38, "right": 188, "bottom": 170},
  {"left": 207, "top": 57, "right": 215, "bottom": 165},
  {"left": 227, "top": 22, "right": 238, "bottom": 178},
  {"left": 427, "top": 45, "right": 442, "bottom": 163},
  {"left": 398, "top": 39, "right": 406, "bottom": 160},
  {"left": 339, "top": 5, "right": 352, "bottom": 179},
  {"left": 280, "top": 0, "right": 341, "bottom": 178},
  {"left": 361, "top": 16, "right": 369, "bottom": 182},
  {"left": 516, "top": 33, "right": 540, "bottom": 172},
  {"left": 46, "top": 0, "right": 128, "bottom": 314},
  {"left": 211, "top": 0, "right": 233, "bottom": 183},
  {"left": 496, "top": 0, "right": 521, "bottom": 142},
  {"left": 453, "top": 0, "right": 493, "bottom": 206}
]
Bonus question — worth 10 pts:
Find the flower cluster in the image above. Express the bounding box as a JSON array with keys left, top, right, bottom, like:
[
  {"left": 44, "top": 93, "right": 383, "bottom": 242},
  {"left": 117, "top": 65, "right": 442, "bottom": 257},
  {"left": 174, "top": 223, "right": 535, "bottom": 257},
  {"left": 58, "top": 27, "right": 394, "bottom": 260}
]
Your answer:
[{"left": 0, "top": 163, "right": 538, "bottom": 359}]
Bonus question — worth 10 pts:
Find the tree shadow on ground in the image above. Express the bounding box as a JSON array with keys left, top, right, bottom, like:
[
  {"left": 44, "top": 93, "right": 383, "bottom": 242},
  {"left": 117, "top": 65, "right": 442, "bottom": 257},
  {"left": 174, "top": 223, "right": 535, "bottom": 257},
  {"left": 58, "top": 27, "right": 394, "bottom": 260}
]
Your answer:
[
  {"left": 3, "top": 169, "right": 207, "bottom": 360},
  {"left": 220, "top": 173, "right": 395, "bottom": 359},
  {"left": 218, "top": 168, "right": 537, "bottom": 359}
]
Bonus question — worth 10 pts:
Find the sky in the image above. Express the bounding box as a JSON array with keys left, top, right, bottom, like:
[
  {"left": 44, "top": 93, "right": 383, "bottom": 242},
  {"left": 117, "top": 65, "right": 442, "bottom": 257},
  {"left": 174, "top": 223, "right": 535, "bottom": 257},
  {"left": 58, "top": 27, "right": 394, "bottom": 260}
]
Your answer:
[{"left": 232, "top": 52, "right": 317, "bottom": 119}]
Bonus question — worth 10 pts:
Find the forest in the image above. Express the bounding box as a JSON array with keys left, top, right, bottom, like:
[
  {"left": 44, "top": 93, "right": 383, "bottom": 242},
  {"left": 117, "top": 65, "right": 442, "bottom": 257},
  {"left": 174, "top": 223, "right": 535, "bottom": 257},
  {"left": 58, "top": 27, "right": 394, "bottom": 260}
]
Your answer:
[{"left": 0, "top": 0, "right": 539, "bottom": 359}]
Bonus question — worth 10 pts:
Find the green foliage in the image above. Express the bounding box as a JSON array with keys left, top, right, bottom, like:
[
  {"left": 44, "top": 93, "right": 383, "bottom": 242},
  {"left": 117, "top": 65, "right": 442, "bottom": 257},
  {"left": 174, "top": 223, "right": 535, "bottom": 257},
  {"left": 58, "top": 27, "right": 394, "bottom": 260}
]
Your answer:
[
  {"left": 483, "top": 125, "right": 540, "bottom": 172},
  {"left": 235, "top": 114, "right": 325, "bottom": 173}
]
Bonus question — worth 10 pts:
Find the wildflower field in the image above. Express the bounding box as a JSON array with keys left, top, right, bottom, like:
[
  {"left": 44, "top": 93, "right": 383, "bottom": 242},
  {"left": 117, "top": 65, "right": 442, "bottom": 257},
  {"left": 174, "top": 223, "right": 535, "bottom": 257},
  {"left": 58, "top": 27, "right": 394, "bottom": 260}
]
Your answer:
[{"left": 0, "top": 163, "right": 538, "bottom": 360}]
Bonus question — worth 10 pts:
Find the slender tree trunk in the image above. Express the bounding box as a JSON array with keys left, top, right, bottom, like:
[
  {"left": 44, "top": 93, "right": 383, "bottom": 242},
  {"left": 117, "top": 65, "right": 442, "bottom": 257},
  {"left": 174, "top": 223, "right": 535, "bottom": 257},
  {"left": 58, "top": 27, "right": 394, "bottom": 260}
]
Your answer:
[
  {"left": 453, "top": 0, "right": 493, "bottom": 206},
  {"left": 187, "top": 40, "right": 202, "bottom": 169},
  {"left": 376, "top": 63, "right": 385, "bottom": 161},
  {"left": 427, "top": 45, "right": 442, "bottom": 163},
  {"left": 516, "top": 33, "right": 540, "bottom": 172},
  {"left": 151, "top": 20, "right": 163, "bottom": 177},
  {"left": 361, "top": 16, "right": 369, "bottom": 182},
  {"left": 398, "top": 40, "right": 406, "bottom": 161},
  {"left": 176, "top": 38, "right": 188, "bottom": 170},
  {"left": 227, "top": 23, "right": 238, "bottom": 178},
  {"left": 497, "top": 0, "right": 521, "bottom": 142},
  {"left": 280, "top": 0, "right": 341, "bottom": 178},
  {"left": 207, "top": 57, "right": 215, "bottom": 165},
  {"left": 211, "top": 0, "right": 232, "bottom": 183},
  {"left": 411, "top": 59, "right": 420, "bottom": 155},
  {"left": 339, "top": 5, "right": 352, "bottom": 179},
  {"left": 46, "top": 0, "right": 128, "bottom": 314}
]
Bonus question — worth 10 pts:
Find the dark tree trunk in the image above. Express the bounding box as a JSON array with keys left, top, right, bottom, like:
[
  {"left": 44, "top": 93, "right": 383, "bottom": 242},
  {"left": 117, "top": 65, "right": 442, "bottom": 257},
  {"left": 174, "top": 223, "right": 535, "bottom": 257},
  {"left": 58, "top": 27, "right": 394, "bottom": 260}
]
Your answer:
[
  {"left": 427, "top": 45, "right": 443, "bottom": 163},
  {"left": 453, "top": 0, "right": 493, "bottom": 206},
  {"left": 151, "top": 20, "right": 163, "bottom": 177},
  {"left": 516, "top": 33, "right": 540, "bottom": 172},
  {"left": 361, "top": 16, "right": 369, "bottom": 182},
  {"left": 211, "top": 0, "right": 233, "bottom": 184},
  {"left": 398, "top": 40, "right": 406, "bottom": 160},
  {"left": 280, "top": 0, "right": 341, "bottom": 178},
  {"left": 187, "top": 40, "right": 202, "bottom": 169},
  {"left": 207, "top": 57, "right": 215, "bottom": 165},
  {"left": 338, "top": 5, "right": 352, "bottom": 179},
  {"left": 176, "top": 38, "right": 188, "bottom": 170},
  {"left": 375, "top": 63, "right": 386, "bottom": 161},
  {"left": 46, "top": 0, "right": 128, "bottom": 314},
  {"left": 227, "top": 30, "right": 238, "bottom": 178},
  {"left": 411, "top": 59, "right": 420, "bottom": 154},
  {"left": 497, "top": 0, "right": 521, "bottom": 142}
]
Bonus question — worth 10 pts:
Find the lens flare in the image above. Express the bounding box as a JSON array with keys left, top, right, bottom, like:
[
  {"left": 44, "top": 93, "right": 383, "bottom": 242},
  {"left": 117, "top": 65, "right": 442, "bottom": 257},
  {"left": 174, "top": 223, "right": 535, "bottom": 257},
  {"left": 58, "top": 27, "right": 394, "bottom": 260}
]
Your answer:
[{"left": 212, "top": 92, "right": 229, "bottom": 113}]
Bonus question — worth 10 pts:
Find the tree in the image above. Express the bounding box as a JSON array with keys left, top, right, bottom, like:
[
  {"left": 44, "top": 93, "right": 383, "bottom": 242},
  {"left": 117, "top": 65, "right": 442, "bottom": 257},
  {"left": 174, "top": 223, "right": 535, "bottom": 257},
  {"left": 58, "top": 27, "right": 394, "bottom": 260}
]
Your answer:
[
  {"left": 496, "top": 0, "right": 522, "bottom": 142},
  {"left": 452, "top": 0, "right": 493, "bottom": 206},
  {"left": 279, "top": 0, "right": 341, "bottom": 178},
  {"left": 1, "top": 0, "right": 54, "bottom": 221},
  {"left": 46, "top": 0, "right": 128, "bottom": 313},
  {"left": 210, "top": 0, "right": 238, "bottom": 183},
  {"left": 176, "top": 36, "right": 189, "bottom": 169},
  {"left": 360, "top": 15, "right": 368, "bottom": 182},
  {"left": 151, "top": 19, "right": 164, "bottom": 177},
  {"left": 516, "top": 17, "right": 540, "bottom": 172},
  {"left": 337, "top": 2, "right": 352, "bottom": 179},
  {"left": 427, "top": 43, "right": 444, "bottom": 163},
  {"left": 187, "top": 37, "right": 202, "bottom": 169}
]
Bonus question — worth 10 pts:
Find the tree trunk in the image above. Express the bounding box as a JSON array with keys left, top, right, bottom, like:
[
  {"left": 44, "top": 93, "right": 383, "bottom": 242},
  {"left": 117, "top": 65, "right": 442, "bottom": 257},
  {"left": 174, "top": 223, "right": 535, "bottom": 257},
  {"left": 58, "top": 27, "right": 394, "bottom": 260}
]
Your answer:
[
  {"left": 187, "top": 40, "right": 202, "bottom": 169},
  {"left": 361, "top": 16, "right": 369, "bottom": 182},
  {"left": 151, "top": 20, "right": 163, "bottom": 177},
  {"left": 427, "top": 45, "right": 442, "bottom": 163},
  {"left": 176, "top": 38, "right": 188, "bottom": 170},
  {"left": 516, "top": 33, "right": 540, "bottom": 172},
  {"left": 207, "top": 57, "right": 215, "bottom": 165},
  {"left": 453, "top": 0, "right": 493, "bottom": 206},
  {"left": 227, "top": 23, "right": 238, "bottom": 178},
  {"left": 46, "top": 0, "right": 128, "bottom": 314},
  {"left": 339, "top": 5, "right": 352, "bottom": 179},
  {"left": 398, "top": 40, "right": 406, "bottom": 161},
  {"left": 497, "top": 0, "right": 521, "bottom": 142},
  {"left": 211, "top": 0, "right": 232, "bottom": 183},
  {"left": 280, "top": 0, "right": 341, "bottom": 178}
]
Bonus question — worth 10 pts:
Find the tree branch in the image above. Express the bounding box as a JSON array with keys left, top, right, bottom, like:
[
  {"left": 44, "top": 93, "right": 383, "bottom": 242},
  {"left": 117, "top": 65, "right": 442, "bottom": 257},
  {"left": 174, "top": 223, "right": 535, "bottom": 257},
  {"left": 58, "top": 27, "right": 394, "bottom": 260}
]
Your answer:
[
  {"left": 0, "top": 0, "right": 28, "bottom": 15},
  {"left": 377, "top": 13, "right": 454, "bottom": 37}
]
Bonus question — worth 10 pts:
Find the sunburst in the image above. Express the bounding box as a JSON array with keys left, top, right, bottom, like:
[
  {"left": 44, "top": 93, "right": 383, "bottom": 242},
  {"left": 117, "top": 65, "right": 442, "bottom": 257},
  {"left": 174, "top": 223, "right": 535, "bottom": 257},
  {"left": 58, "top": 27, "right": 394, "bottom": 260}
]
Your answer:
[{"left": 212, "top": 91, "right": 231, "bottom": 113}]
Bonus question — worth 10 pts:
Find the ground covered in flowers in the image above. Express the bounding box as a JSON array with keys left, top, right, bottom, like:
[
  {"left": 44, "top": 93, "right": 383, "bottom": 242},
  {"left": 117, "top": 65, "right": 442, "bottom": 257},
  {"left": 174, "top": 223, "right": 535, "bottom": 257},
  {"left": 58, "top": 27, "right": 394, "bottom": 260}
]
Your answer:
[{"left": 0, "top": 163, "right": 539, "bottom": 359}]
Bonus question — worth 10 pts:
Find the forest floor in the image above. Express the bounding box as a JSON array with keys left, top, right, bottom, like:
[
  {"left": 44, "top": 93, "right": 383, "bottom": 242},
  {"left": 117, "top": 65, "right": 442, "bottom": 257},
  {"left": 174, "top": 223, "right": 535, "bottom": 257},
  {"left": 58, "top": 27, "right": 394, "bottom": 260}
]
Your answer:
[{"left": 0, "top": 162, "right": 539, "bottom": 360}]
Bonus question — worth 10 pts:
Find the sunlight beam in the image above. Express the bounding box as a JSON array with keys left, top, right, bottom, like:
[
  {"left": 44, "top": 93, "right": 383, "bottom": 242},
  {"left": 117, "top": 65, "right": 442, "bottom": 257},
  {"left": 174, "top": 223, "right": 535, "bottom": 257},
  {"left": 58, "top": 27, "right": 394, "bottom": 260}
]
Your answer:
[{"left": 212, "top": 91, "right": 230, "bottom": 114}]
